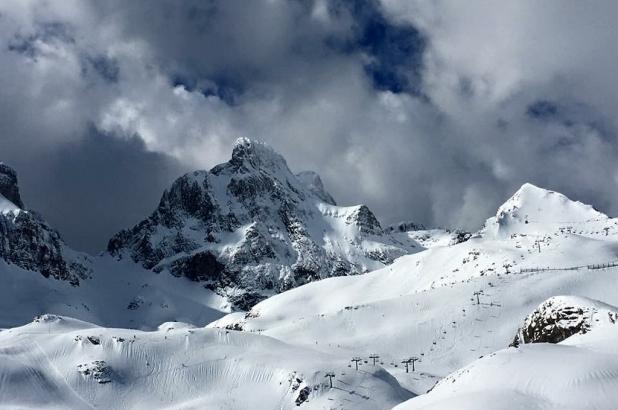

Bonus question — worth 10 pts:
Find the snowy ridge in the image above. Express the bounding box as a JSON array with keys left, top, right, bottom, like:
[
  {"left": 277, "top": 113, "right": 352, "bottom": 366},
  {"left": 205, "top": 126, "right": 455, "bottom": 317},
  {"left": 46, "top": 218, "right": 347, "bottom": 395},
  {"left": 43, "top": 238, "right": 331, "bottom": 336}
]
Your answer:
[
  {"left": 482, "top": 183, "right": 610, "bottom": 238},
  {"left": 497, "top": 183, "right": 606, "bottom": 222}
]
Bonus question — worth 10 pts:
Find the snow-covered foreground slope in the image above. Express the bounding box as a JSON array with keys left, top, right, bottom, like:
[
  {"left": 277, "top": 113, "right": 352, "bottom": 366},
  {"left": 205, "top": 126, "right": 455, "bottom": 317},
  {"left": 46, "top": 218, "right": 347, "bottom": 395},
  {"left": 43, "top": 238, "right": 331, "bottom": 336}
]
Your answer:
[
  {"left": 0, "top": 315, "right": 411, "bottom": 410},
  {"left": 211, "top": 183, "right": 618, "bottom": 396},
  {"left": 394, "top": 297, "right": 618, "bottom": 410}
]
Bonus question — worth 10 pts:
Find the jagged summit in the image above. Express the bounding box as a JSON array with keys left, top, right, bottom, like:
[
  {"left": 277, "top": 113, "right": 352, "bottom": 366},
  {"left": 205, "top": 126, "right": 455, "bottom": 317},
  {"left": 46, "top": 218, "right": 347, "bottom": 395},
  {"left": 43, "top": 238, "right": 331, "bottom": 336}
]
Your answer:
[
  {"left": 0, "top": 163, "right": 24, "bottom": 209},
  {"left": 108, "top": 138, "right": 419, "bottom": 309},
  {"left": 227, "top": 137, "right": 289, "bottom": 172}
]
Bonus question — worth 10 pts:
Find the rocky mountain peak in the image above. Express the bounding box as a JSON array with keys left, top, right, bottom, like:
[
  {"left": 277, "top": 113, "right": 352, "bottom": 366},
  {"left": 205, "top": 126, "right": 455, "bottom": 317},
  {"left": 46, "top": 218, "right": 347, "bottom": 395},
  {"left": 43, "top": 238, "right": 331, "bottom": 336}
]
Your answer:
[
  {"left": 108, "top": 138, "right": 418, "bottom": 309},
  {"left": 229, "top": 138, "right": 289, "bottom": 173},
  {"left": 0, "top": 163, "right": 24, "bottom": 209}
]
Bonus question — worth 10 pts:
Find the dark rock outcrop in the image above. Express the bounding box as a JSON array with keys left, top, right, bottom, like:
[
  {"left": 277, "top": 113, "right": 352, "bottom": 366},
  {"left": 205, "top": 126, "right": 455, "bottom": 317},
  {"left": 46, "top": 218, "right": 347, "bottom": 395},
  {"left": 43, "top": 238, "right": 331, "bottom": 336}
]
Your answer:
[
  {"left": 387, "top": 221, "right": 426, "bottom": 233},
  {"left": 77, "top": 360, "right": 113, "bottom": 384},
  {"left": 511, "top": 296, "right": 618, "bottom": 347},
  {"left": 450, "top": 230, "right": 472, "bottom": 245},
  {"left": 0, "top": 163, "right": 24, "bottom": 208}
]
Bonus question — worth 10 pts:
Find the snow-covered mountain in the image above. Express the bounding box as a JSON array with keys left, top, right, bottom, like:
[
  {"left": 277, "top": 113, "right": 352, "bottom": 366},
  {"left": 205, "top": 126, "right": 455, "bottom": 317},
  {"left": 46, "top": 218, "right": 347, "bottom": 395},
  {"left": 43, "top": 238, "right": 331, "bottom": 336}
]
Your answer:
[
  {"left": 211, "top": 183, "right": 618, "bottom": 399},
  {"left": 4, "top": 151, "right": 618, "bottom": 409},
  {"left": 0, "top": 163, "right": 229, "bottom": 329},
  {"left": 107, "top": 138, "right": 420, "bottom": 309},
  {"left": 481, "top": 182, "right": 610, "bottom": 238},
  {"left": 0, "top": 140, "right": 421, "bottom": 329},
  {"left": 0, "top": 163, "right": 91, "bottom": 285}
]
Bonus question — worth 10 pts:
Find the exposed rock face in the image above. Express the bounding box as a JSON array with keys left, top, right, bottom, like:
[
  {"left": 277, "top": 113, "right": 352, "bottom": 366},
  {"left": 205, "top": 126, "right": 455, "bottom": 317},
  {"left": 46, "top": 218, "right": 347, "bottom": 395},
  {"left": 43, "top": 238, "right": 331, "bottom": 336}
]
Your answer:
[
  {"left": 450, "top": 230, "right": 472, "bottom": 245},
  {"left": 0, "top": 163, "right": 24, "bottom": 209},
  {"left": 347, "top": 205, "right": 383, "bottom": 235},
  {"left": 511, "top": 296, "right": 618, "bottom": 347},
  {"left": 77, "top": 360, "right": 113, "bottom": 384},
  {"left": 0, "top": 211, "right": 90, "bottom": 284},
  {"left": 108, "top": 138, "right": 419, "bottom": 309},
  {"left": 0, "top": 164, "right": 91, "bottom": 285}
]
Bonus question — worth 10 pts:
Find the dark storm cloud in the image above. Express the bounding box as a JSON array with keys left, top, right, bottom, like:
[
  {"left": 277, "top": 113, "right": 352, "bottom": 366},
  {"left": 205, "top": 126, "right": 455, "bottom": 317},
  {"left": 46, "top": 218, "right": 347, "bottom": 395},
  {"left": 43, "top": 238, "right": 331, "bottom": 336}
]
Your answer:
[
  {"left": 2, "top": 0, "right": 618, "bottom": 253},
  {"left": 92, "top": 0, "right": 346, "bottom": 99}
]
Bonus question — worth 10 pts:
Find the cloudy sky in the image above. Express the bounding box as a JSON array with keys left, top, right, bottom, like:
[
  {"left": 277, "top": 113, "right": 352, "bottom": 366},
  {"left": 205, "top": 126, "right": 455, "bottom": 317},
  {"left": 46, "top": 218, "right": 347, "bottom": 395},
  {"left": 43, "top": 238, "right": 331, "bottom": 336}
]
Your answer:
[{"left": 2, "top": 0, "right": 618, "bottom": 253}]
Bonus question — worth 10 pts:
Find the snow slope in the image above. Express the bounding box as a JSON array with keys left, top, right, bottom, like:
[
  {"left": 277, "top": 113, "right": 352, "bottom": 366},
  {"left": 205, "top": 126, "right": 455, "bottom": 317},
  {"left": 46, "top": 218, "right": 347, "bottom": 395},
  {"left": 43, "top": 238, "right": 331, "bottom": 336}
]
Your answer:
[
  {"left": 394, "top": 297, "right": 618, "bottom": 410},
  {"left": 4, "top": 155, "right": 618, "bottom": 410},
  {"left": 0, "top": 314, "right": 412, "bottom": 409},
  {"left": 483, "top": 182, "right": 610, "bottom": 238},
  {"left": 211, "top": 183, "right": 618, "bottom": 395},
  {"left": 0, "top": 257, "right": 228, "bottom": 329}
]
